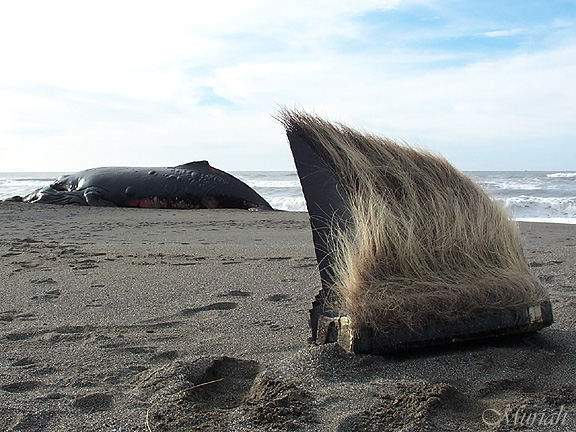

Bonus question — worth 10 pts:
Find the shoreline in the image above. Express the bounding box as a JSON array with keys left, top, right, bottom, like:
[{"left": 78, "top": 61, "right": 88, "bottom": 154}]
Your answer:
[{"left": 1, "top": 202, "right": 575, "bottom": 431}]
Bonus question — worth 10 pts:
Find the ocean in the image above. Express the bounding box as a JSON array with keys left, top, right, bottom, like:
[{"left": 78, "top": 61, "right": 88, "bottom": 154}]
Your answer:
[{"left": 1, "top": 171, "right": 575, "bottom": 224}]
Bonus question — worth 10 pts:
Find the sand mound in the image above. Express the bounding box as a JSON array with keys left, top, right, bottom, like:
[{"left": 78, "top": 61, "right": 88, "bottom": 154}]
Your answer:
[{"left": 135, "top": 355, "right": 315, "bottom": 431}]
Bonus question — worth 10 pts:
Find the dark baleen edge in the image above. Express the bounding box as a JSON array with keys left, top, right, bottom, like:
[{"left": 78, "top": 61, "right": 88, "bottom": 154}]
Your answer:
[
  {"left": 318, "top": 301, "right": 554, "bottom": 354},
  {"left": 278, "top": 108, "right": 553, "bottom": 354},
  {"left": 283, "top": 126, "right": 350, "bottom": 341},
  {"left": 7, "top": 161, "right": 273, "bottom": 211}
]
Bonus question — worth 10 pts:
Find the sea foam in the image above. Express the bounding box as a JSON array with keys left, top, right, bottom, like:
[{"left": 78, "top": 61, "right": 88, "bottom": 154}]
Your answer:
[{"left": 1, "top": 171, "right": 575, "bottom": 223}]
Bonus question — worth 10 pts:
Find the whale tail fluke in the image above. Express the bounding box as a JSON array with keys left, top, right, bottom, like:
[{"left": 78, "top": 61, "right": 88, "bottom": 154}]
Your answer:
[{"left": 278, "top": 108, "right": 553, "bottom": 354}]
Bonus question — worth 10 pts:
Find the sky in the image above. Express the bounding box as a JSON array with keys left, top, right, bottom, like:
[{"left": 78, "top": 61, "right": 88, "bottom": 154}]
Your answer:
[{"left": 0, "top": 0, "right": 575, "bottom": 172}]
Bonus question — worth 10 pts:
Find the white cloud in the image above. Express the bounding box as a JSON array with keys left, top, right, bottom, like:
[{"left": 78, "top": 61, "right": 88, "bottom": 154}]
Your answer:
[
  {"left": 484, "top": 28, "right": 528, "bottom": 37},
  {"left": 0, "top": 0, "right": 574, "bottom": 171}
]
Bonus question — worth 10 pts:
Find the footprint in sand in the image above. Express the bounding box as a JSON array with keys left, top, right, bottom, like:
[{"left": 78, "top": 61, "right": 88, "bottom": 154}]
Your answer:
[
  {"left": 0, "top": 311, "right": 37, "bottom": 324},
  {"left": 31, "top": 289, "right": 61, "bottom": 302},
  {"left": 71, "top": 258, "right": 99, "bottom": 270},
  {"left": 15, "top": 261, "right": 40, "bottom": 269},
  {"left": 30, "top": 278, "right": 57, "bottom": 285},
  {"left": 0, "top": 311, "right": 18, "bottom": 323},
  {"left": 255, "top": 319, "right": 285, "bottom": 331},
  {"left": 1, "top": 380, "right": 42, "bottom": 393},
  {"left": 122, "top": 346, "right": 157, "bottom": 355},
  {"left": 218, "top": 290, "right": 252, "bottom": 298},
  {"left": 11, "top": 357, "right": 38, "bottom": 367},
  {"left": 180, "top": 302, "right": 238, "bottom": 316},
  {"left": 44, "top": 325, "right": 92, "bottom": 343},
  {"left": 530, "top": 260, "right": 565, "bottom": 268},
  {"left": 3, "top": 411, "right": 52, "bottom": 431},
  {"left": 85, "top": 299, "right": 104, "bottom": 308},
  {"left": 292, "top": 262, "right": 317, "bottom": 269},
  {"left": 538, "top": 274, "right": 556, "bottom": 283},
  {"left": 73, "top": 393, "right": 114, "bottom": 412},
  {"left": 54, "top": 325, "right": 89, "bottom": 334},
  {"left": 5, "top": 331, "right": 38, "bottom": 341},
  {"left": 152, "top": 350, "right": 180, "bottom": 362},
  {"left": 137, "top": 303, "right": 238, "bottom": 331},
  {"left": 266, "top": 294, "right": 291, "bottom": 302}
]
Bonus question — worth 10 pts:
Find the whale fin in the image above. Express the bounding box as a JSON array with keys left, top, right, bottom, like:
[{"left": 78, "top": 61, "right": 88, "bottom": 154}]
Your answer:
[
  {"left": 84, "top": 188, "right": 117, "bottom": 207},
  {"left": 174, "top": 161, "right": 212, "bottom": 171}
]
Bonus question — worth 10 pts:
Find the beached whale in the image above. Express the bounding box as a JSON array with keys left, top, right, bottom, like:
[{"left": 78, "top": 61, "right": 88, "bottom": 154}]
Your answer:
[{"left": 8, "top": 161, "right": 273, "bottom": 210}]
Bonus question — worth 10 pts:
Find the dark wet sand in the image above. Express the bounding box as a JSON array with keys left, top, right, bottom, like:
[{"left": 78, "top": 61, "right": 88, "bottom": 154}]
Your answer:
[{"left": 0, "top": 201, "right": 574, "bottom": 431}]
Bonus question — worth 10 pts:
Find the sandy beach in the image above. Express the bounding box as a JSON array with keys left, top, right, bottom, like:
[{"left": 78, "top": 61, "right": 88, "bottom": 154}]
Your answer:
[{"left": 0, "top": 201, "right": 574, "bottom": 431}]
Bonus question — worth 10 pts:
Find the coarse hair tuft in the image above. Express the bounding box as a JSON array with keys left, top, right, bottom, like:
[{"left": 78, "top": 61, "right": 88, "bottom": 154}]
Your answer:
[{"left": 278, "top": 108, "right": 548, "bottom": 332}]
